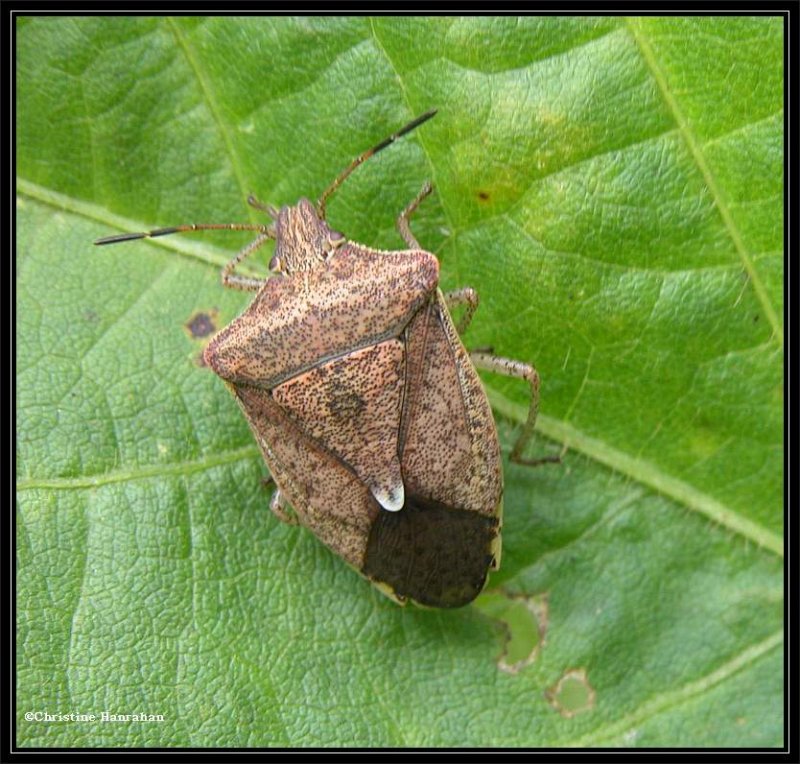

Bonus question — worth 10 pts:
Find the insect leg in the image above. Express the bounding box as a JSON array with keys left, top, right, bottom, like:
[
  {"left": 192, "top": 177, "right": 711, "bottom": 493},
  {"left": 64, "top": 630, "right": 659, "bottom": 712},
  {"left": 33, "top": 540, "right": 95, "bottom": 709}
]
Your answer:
[
  {"left": 269, "top": 488, "right": 300, "bottom": 526},
  {"left": 247, "top": 194, "right": 279, "bottom": 219},
  {"left": 469, "top": 351, "right": 561, "bottom": 467},
  {"left": 396, "top": 181, "right": 434, "bottom": 249},
  {"left": 443, "top": 286, "right": 479, "bottom": 335},
  {"left": 221, "top": 230, "right": 275, "bottom": 291}
]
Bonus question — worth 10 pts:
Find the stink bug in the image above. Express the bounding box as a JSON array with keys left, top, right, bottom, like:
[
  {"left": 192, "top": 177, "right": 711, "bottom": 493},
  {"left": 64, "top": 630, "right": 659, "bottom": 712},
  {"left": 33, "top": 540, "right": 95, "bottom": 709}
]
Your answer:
[{"left": 96, "top": 110, "right": 551, "bottom": 608}]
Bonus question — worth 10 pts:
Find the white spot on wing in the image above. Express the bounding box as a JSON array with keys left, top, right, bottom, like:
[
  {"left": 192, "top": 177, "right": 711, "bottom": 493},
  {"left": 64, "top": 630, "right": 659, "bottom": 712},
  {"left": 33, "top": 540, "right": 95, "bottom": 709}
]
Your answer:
[{"left": 371, "top": 482, "right": 405, "bottom": 512}]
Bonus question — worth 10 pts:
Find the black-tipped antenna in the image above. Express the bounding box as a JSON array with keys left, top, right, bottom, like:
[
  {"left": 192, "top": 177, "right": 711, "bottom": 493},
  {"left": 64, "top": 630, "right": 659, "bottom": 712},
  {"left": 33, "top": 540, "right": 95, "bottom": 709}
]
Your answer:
[
  {"left": 317, "top": 108, "right": 437, "bottom": 219},
  {"left": 94, "top": 223, "right": 269, "bottom": 247}
]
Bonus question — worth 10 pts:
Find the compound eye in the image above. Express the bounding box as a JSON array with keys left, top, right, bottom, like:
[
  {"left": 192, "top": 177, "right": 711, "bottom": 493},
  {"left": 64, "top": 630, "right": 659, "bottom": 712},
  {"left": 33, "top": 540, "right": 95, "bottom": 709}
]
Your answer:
[{"left": 269, "top": 254, "right": 282, "bottom": 271}]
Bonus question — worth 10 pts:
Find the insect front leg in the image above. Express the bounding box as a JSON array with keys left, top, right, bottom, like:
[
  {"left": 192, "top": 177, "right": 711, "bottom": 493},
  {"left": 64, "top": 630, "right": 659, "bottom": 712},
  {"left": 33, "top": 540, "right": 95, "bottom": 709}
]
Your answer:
[
  {"left": 469, "top": 351, "right": 562, "bottom": 467},
  {"left": 221, "top": 229, "right": 276, "bottom": 291},
  {"left": 396, "top": 181, "right": 434, "bottom": 249},
  {"left": 246, "top": 193, "right": 279, "bottom": 219}
]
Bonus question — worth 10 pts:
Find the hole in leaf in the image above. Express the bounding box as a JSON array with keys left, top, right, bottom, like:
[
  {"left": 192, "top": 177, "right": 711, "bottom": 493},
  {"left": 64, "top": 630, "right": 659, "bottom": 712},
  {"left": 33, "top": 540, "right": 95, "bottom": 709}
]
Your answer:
[
  {"left": 545, "top": 668, "right": 595, "bottom": 718},
  {"left": 473, "top": 590, "right": 548, "bottom": 674}
]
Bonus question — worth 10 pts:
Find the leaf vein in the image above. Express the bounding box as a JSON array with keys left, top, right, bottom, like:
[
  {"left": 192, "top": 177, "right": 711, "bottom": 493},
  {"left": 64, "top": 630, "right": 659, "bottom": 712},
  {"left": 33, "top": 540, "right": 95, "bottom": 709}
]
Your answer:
[
  {"left": 564, "top": 629, "right": 783, "bottom": 747},
  {"left": 487, "top": 391, "right": 783, "bottom": 558},
  {"left": 16, "top": 445, "right": 262, "bottom": 492},
  {"left": 625, "top": 17, "right": 782, "bottom": 345},
  {"left": 165, "top": 18, "right": 253, "bottom": 222},
  {"left": 367, "top": 17, "right": 463, "bottom": 286}
]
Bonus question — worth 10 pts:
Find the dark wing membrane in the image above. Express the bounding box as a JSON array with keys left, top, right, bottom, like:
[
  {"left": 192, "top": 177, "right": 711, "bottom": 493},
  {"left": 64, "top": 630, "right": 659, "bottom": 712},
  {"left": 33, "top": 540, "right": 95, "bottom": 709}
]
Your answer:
[{"left": 362, "top": 493, "right": 499, "bottom": 608}]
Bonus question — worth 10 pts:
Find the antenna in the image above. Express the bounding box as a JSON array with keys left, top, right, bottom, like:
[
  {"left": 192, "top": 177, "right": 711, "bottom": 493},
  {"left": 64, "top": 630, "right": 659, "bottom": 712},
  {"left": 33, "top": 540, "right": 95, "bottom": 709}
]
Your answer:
[
  {"left": 316, "top": 108, "right": 437, "bottom": 219},
  {"left": 94, "top": 222, "right": 269, "bottom": 247},
  {"left": 94, "top": 110, "right": 437, "bottom": 247}
]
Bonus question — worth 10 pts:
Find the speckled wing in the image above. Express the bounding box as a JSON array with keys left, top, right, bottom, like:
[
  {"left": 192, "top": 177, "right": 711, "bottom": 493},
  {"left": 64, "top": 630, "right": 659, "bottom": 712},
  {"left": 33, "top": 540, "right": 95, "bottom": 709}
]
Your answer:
[
  {"left": 206, "top": 251, "right": 502, "bottom": 608},
  {"left": 231, "top": 383, "right": 381, "bottom": 571},
  {"left": 399, "top": 291, "right": 503, "bottom": 516},
  {"left": 272, "top": 340, "right": 406, "bottom": 512},
  {"left": 361, "top": 291, "right": 504, "bottom": 608}
]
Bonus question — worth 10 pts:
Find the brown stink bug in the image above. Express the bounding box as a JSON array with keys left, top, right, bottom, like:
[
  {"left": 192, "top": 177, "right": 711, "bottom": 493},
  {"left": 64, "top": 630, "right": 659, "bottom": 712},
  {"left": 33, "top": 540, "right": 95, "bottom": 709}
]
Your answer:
[{"left": 96, "top": 110, "right": 553, "bottom": 608}]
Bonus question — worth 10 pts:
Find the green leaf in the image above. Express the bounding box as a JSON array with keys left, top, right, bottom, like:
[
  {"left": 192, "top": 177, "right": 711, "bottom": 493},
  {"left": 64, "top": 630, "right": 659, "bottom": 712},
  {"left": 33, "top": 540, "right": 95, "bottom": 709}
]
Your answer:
[{"left": 17, "top": 17, "right": 783, "bottom": 747}]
